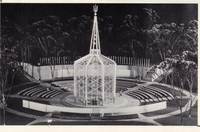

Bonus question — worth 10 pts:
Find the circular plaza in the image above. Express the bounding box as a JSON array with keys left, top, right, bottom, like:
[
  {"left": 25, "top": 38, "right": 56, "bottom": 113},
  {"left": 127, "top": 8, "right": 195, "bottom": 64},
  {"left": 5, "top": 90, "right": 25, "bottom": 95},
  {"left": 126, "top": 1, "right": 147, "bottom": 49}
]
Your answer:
[{"left": 2, "top": 75, "right": 197, "bottom": 125}]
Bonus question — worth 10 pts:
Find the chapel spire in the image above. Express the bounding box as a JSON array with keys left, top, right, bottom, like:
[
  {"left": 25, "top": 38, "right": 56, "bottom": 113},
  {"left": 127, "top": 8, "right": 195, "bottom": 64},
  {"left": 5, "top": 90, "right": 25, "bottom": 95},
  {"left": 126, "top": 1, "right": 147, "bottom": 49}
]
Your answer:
[{"left": 89, "top": 4, "right": 101, "bottom": 54}]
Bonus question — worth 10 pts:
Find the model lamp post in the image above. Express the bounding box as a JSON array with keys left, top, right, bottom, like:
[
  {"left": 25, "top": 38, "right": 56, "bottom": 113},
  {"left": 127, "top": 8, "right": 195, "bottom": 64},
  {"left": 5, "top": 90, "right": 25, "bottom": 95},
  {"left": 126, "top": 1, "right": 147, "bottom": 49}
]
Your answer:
[{"left": 74, "top": 5, "right": 116, "bottom": 106}]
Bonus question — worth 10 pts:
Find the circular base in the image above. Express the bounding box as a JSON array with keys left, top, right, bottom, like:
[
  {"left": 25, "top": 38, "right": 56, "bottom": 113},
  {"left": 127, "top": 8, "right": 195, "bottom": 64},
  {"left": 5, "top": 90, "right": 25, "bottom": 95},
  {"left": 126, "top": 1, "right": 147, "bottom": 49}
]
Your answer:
[
  {"left": 61, "top": 93, "right": 140, "bottom": 108},
  {"left": 20, "top": 78, "right": 169, "bottom": 115}
]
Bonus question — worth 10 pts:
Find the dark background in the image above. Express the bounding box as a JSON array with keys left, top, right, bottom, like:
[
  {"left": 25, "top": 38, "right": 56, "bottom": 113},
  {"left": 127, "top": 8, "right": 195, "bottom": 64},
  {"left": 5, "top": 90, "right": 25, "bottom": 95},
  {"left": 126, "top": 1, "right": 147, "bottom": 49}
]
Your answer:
[
  {"left": 1, "top": 4, "right": 198, "bottom": 28},
  {"left": 0, "top": 3, "right": 198, "bottom": 64}
]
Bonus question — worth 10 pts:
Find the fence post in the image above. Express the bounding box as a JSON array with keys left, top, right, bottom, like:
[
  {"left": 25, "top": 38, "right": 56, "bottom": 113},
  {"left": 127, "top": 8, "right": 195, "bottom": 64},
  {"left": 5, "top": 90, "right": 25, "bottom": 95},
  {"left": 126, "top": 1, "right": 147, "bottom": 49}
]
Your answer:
[
  {"left": 59, "top": 57, "right": 60, "bottom": 65},
  {"left": 45, "top": 57, "right": 46, "bottom": 65},
  {"left": 48, "top": 57, "right": 50, "bottom": 65},
  {"left": 67, "top": 56, "right": 69, "bottom": 64},
  {"left": 64, "top": 56, "right": 66, "bottom": 65},
  {"left": 131, "top": 57, "right": 133, "bottom": 65},
  {"left": 47, "top": 57, "right": 49, "bottom": 65},
  {"left": 139, "top": 59, "right": 141, "bottom": 81},
  {"left": 124, "top": 57, "right": 126, "bottom": 65},
  {"left": 52, "top": 57, "right": 54, "bottom": 65},
  {"left": 142, "top": 58, "right": 144, "bottom": 80},
  {"left": 42, "top": 58, "right": 44, "bottom": 65},
  {"left": 53, "top": 57, "right": 54, "bottom": 65},
  {"left": 117, "top": 56, "right": 118, "bottom": 64},
  {"left": 62, "top": 57, "right": 63, "bottom": 65},
  {"left": 146, "top": 58, "right": 148, "bottom": 67},
  {"left": 38, "top": 63, "right": 41, "bottom": 81}
]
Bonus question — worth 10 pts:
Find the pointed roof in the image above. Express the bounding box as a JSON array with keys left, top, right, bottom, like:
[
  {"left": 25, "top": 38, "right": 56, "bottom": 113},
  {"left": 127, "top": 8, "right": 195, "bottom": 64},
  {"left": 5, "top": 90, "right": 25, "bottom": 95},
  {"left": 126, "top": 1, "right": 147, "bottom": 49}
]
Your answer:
[{"left": 89, "top": 4, "right": 101, "bottom": 55}]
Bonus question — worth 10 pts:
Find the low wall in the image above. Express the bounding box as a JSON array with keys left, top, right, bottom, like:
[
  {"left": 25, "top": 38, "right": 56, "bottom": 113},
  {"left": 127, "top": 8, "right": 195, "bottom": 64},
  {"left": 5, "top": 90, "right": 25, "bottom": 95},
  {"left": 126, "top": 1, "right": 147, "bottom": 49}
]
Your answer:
[
  {"left": 116, "top": 65, "right": 150, "bottom": 81},
  {"left": 21, "top": 62, "right": 151, "bottom": 81},
  {"left": 23, "top": 100, "right": 166, "bottom": 114},
  {"left": 21, "top": 63, "right": 74, "bottom": 81}
]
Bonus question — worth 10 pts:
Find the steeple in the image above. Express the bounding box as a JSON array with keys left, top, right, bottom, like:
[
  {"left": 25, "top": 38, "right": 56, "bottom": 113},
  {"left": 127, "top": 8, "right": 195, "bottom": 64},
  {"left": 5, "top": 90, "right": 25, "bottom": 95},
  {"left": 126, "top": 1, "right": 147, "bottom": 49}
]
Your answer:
[
  {"left": 74, "top": 5, "right": 116, "bottom": 106},
  {"left": 89, "top": 4, "right": 101, "bottom": 55}
]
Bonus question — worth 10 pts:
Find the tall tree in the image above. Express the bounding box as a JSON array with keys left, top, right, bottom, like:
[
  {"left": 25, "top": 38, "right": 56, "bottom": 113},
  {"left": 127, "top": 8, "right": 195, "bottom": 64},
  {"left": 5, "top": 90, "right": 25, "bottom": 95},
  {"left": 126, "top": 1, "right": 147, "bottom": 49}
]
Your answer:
[
  {"left": 0, "top": 46, "right": 20, "bottom": 125},
  {"left": 98, "top": 15, "right": 117, "bottom": 56},
  {"left": 66, "top": 15, "right": 92, "bottom": 56},
  {"left": 145, "top": 20, "right": 198, "bottom": 63},
  {"left": 143, "top": 8, "right": 160, "bottom": 30},
  {"left": 118, "top": 14, "right": 143, "bottom": 63},
  {"left": 28, "top": 15, "right": 68, "bottom": 80},
  {"left": 145, "top": 50, "right": 197, "bottom": 124}
]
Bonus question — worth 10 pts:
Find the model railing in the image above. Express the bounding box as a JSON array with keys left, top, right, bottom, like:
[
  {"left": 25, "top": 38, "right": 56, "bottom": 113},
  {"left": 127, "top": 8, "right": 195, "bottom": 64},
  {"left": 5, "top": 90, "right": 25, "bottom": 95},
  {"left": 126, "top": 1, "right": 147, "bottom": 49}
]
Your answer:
[{"left": 38, "top": 56, "right": 150, "bottom": 67}]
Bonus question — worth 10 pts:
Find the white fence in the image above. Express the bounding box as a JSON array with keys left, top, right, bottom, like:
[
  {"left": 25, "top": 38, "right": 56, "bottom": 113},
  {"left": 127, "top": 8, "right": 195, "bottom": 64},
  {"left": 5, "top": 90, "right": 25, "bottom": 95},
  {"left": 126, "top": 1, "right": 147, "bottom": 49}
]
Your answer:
[
  {"left": 21, "top": 62, "right": 152, "bottom": 81},
  {"left": 39, "top": 56, "right": 150, "bottom": 66}
]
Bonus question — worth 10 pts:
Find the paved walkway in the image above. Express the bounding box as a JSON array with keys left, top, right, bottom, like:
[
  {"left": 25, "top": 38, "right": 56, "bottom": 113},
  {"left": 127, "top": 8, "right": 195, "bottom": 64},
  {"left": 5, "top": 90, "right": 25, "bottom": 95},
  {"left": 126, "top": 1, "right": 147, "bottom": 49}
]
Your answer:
[{"left": 1, "top": 95, "right": 197, "bottom": 126}]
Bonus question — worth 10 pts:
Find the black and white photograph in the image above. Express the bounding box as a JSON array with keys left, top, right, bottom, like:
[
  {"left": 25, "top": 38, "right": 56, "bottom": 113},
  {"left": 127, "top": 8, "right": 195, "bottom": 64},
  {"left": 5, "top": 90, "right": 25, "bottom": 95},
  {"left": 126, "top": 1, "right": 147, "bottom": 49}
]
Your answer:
[{"left": 0, "top": 2, "right": 198, "bottom": 127}]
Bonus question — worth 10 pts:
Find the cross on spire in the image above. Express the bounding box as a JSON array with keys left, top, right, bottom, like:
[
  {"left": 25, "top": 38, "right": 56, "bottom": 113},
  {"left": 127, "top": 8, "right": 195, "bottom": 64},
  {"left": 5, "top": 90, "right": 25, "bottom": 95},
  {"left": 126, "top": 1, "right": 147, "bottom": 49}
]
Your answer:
[
  {"left": 93, "top": 4, "right": 98, "bottom": 15},
  {"left": 90, "top": 4, "right": 101, "bottom": 55}
]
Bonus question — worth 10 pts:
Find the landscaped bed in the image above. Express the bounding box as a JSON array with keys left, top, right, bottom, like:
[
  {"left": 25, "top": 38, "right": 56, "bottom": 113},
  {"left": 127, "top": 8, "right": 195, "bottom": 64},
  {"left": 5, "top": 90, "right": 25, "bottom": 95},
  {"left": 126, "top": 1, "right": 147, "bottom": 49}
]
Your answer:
[
  {"left": 33, "top": 120, "right": 154, "bottom": 125},
  {"left": 141, "top": 98, "right": 191, "bottom": 117},
  {"left": 6, "top": 97, "right": 47, "bottom": 116},
  {"left": 154, "top": 102, "right": 197, "bottom": 125},
  {"left": 0, "top": 110, "right": 35, "bottom": 125},
  {"left": 154, "top": 101, "right": 198, "bottom": 126},
  {"left": 155, "top": 113, "right": 197, "bottom": 125},
  {"left": 102, "top": 114, "right": 138, "bottom": 120},
  {"left": 52, "top": 112, "right": 91, "bottom": 120}
]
